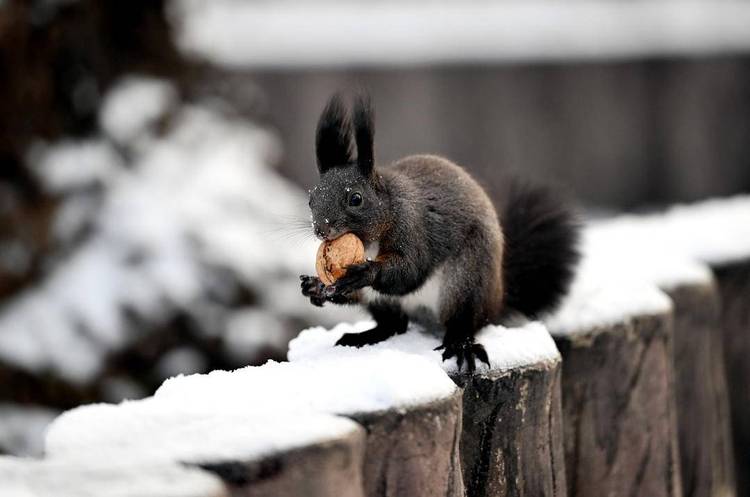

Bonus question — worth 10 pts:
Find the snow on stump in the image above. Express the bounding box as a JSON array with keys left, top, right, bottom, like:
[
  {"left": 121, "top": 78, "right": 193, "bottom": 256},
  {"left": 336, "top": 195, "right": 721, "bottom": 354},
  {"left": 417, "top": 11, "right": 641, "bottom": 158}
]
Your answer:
[
  {"left": 46, "top": 404, "right": 365, "bottom": 497},
  {"left": 714, "top": 259, "right": 750, "bottom": 495},
  {"left": 47, "top": 349, "right": 463, "bottom": 497},
  {"left": 586, "top": 218, "right": 736, "bottom": 497},
  {"left": 651, "top": 196, "right": 750, "bottom": 496},
  {"left": 248, "top": 348, "right": 464, "bottom": 497},
  {"left": 289, "top": 321, "right": 565, "bottom": 497},
  {"left": 547, "top": 262, "right": 682, "bottom": 497},
  {"left": 0, "top": 456, "right": 228, "bottom": 497}
]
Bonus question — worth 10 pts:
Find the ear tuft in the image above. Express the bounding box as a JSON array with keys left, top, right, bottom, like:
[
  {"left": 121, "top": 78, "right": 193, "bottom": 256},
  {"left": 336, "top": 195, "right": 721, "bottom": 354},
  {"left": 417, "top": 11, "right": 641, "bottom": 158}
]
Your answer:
[
  {"left": 316, "top": 94, "right": 353, "bottom": 173},
  {"left": 352, "top": 92, "right": 375, "bottom": 177}
]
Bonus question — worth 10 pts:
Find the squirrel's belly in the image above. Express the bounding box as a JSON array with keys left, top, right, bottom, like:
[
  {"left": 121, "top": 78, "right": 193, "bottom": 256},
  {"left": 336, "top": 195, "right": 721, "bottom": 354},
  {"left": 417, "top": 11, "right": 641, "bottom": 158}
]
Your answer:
[{"left": 362, "top": 265, "right": 445, "bottom": 316}]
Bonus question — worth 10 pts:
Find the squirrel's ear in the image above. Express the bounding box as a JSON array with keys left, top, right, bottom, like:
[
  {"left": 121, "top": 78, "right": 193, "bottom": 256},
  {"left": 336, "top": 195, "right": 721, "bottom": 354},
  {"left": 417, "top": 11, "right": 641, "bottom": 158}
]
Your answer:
[
  {"left": 316, "top": 94, "right": 353, "bottom": 174},
  {"left": 353, "top": 93, "right": 374, "bottom": 177}
]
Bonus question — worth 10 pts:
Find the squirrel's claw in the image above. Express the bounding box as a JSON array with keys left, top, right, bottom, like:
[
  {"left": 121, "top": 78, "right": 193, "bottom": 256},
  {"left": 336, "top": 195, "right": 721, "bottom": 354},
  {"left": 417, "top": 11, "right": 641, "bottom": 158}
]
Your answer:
[
  {"left": 436, "top": 339, "right": 489, "bottom": 373},
  {"left": 300, "top": 275, "right": 326, "bottom": 306},
  {"left": 324, "top": 262, "right": 374, "bottom": 299}
]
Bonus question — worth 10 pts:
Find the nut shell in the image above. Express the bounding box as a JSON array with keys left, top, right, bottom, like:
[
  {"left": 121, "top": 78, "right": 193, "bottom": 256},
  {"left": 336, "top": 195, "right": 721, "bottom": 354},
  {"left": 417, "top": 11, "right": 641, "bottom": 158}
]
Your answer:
[{"left": 316, "top": 233, "right": 366, "bottom": 285}]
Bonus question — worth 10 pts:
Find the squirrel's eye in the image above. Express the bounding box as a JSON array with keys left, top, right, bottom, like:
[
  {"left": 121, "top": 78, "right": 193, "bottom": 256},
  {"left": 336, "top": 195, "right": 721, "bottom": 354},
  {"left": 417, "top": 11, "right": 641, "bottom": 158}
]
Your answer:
[{"left": 349, "top": 192, "right": 363, "bottom": 207}]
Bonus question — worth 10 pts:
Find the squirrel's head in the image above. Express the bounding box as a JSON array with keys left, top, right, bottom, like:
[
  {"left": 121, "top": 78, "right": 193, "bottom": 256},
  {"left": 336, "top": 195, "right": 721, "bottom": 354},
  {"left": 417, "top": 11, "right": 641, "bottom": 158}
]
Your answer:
[{"left": 308, "top": 93, "right": 387, "bottom": 243}]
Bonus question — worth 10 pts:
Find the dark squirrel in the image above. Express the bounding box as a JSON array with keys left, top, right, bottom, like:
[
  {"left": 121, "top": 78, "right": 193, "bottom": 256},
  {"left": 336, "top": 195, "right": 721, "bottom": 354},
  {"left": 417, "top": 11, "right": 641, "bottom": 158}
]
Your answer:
[{"left": 300, "top": 93, "right": 580, "bottom": 372}]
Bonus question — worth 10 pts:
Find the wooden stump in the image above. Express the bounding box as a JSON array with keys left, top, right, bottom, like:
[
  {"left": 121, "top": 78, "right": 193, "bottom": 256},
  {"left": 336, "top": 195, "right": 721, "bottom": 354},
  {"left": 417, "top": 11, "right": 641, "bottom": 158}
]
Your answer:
[
  {"left": 348, "top": 390, "right": 464, "bottom": 497},
  {"left": 288, "top": 321, "right": 563, "bottom": 497},
  {"left": 452, "top": 356, "right": 566, "bottom": 497},
  {"left": 713, "top": 259, "right": 750, "bottom": 497},
  {"left": 45, "top": 406, "right": 368, "bottom": 497},
  {"left": 552, "top": 311, "right": 682, "bottom": 497},
  {"left": 0, "top": 457, "right": 228, "bottom": 497},
  {"left": 198, "top": 427, "right": 366, "bottom": 497},
  {"left": 666, "top": 280, "right": 736, "bottom": 497}
]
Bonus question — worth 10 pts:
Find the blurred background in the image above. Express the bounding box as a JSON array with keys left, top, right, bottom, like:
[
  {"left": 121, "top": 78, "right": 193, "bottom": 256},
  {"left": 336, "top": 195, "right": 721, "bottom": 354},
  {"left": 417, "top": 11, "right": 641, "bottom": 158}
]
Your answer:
[{"left": 1, "top": 0, "right": 750, "bottom": 457}]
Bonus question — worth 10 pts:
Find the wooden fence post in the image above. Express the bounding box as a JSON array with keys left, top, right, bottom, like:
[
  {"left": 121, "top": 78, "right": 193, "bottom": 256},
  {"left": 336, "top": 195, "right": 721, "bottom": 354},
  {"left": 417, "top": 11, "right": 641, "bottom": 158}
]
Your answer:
[
  {"left": 452, "top": 354, "right": 565, "bottom": 497},
  {"left": 712, "top": 259, "right": 750, "bottom": 496},
  {"left": 585, "top": 217, "right": 737, "bottom": 497},
  {"left": 664, "top": 278, "right": 736, "bottom": 497},
  {"left": 289, "top": 321, "right": 566, "bottom": 497},
  {"left": 45, "top": 405, "right": 368, "bottom": 497},
  {"left": 546, "top": 270, "right": 682, "bottom": 497}
]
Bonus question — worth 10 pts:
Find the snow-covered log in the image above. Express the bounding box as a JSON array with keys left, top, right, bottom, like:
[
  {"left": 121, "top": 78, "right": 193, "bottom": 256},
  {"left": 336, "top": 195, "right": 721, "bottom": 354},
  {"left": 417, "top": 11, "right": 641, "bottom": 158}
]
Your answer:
[
  {"left": 714, "top": 259, "right": 750, "bottom": 495},
  {"left": 46, "top": 404, "right": 366, "bottom": 497},
  {"left": 584, "top": 217, "right": 737, "bottom": 497},
  {"left": 46, "top": 347, "right": 461, "bottom": 497},
  {"left": 290, "top": 321, "right": 566, "bottom": 497},
  {"left": 1, "top": 457, "right": 228, "bottom": 497},
  {"left": 643, "top": 196, "right": 750, "bottom": 496},
  {"left": 547, "top": 255, "right": 682, "bottom": 497}
]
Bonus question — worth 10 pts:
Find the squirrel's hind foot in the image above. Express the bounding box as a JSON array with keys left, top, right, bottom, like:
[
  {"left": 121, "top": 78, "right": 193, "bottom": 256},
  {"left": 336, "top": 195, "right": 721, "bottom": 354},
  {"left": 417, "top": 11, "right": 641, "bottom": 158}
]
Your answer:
[
  {"left": 435, "top": 338, "right": 489, "bottom": 373},
  {"left": 335, "top": 324, "right": 404, "bottom": 348}
]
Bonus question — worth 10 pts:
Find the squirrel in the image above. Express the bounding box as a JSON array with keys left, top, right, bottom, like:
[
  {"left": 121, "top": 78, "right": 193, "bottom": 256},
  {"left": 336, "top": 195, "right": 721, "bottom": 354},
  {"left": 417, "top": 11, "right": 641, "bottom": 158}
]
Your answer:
[{"left": 300, "top": 93, "right": 580, "bottom": 372}]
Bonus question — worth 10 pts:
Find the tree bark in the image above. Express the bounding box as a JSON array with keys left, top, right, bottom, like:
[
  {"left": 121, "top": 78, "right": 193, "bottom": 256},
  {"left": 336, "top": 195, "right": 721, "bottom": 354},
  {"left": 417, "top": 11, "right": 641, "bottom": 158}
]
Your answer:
[
  {"left": 553, "top": 312, "right": 683, "bottom": 497},
  {"left": 666, "top": 280, "right": 736, "bottom": 497},
  {"left": 713, "top": 259, "right": 750, "bottom": 497},
  {"left": 452, "top": 356, "right": 566, "bottom": 497},
  {"left": 199, "top": 427, "right": 366, "bottom": 497},
  {"left": 348, "top": 389, "right": 465, "bottom": 497}
]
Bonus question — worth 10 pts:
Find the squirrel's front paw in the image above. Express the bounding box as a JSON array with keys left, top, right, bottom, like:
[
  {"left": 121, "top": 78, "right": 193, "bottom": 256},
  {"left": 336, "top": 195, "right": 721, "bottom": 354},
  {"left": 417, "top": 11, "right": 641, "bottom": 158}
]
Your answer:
[
  {"left": 324, "top": 262, "right": 374, "bottom": 299},
  {"left": 435, "top": 337, "right": 489, "bottom": 373},
  {"left": 300, "top": 275, "right": 326, "bottom": 307}
]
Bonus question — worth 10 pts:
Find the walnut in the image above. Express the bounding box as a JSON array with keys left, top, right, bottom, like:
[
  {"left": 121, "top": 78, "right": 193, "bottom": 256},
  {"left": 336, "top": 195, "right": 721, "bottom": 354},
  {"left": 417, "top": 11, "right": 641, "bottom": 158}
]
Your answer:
[{"left": 316, "top": 233, "right": 365, "bottom": 285}]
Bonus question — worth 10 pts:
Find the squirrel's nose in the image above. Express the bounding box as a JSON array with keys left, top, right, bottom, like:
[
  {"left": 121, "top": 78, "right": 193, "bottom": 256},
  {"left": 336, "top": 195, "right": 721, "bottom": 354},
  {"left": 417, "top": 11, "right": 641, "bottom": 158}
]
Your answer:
[{"left": 314, "top": 224, "right": 329, "bottom": 240}]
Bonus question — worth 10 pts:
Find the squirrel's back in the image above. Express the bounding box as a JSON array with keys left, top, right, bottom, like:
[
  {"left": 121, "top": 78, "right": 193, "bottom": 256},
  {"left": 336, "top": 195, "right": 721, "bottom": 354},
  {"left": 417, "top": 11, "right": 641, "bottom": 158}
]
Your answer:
[{"left": 382, "top": 154, "right": 579, "bottom": 320}]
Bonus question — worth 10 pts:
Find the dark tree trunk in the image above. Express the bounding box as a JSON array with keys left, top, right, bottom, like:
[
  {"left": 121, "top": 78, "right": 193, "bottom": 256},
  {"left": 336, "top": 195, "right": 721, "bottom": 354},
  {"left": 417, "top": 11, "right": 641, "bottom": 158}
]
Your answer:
[
  {"left": 452, "top": 357, "right": 566, "bottom": 497},
  {"left": 200, "top": 426, "right": 366, "bottom": 497},
  {"left": 666, "top": 280, "right": 736, "bottom": 497},
  {"left": 348, "top": 390, "right": 465, "bottom": 497},
  {"left": 713, "top": 259, "right": 750, "bottom": 497},
  {"left": 553, "top": 312, "right": 683, "bottom": 497}
]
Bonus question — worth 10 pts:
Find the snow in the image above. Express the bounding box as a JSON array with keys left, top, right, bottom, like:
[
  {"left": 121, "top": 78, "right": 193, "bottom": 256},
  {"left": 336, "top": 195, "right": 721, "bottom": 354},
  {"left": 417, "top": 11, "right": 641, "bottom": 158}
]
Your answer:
[
  {"left": 544, "top": 196, "right": 750, "bottom": 335},
  {"left": 99, "top": 76, "right": 177, "bottom": 147},
  {"left": 30, "top": 140, "right": 122, "bottom": 192},
  {"left": 45, "top": 399, "right": 360, "bottom": 465},
  {"left": 656, "top": 196, "right": 750, "bottom": 266},
  {"left": 169, "top": 1, "right": 750, "bottom": 68},
  {"left": 45, "top": 339, "right": 454, "bottom": 464},
  {"left": 0, "top": 404, "right": 59, "bottom": 457},
  {"left": 1, "top": 76, "right": 359, "bottom": 383},
  {"left": 0, "top": 457, "right": 226, "bottom": 497},
  {"left": 545, "top": 270, "right": 673, "bottom": 336},
  {"left": 155, "top": 352, "right": 456, "bottom": 415},
  {"left": 547, "top": 195, "right": 750, "bottom": 335},
  {"left": 288, "top": 320, "right": 560, "bottom": 374}
]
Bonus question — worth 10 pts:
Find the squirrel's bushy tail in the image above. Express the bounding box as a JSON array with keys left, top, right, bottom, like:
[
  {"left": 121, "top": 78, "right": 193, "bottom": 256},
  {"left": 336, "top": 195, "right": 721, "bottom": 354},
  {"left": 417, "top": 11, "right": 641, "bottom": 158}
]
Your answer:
[{"left": 499, "top": 178, "right": 581, "bottom": 318}]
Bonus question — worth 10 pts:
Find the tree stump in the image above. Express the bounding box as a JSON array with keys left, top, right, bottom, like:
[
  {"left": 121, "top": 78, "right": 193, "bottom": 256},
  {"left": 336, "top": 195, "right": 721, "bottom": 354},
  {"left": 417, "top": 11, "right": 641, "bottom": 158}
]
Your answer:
[
  {"left": 549, "top": 308, "right": 682, "bottom": 497},
  {"left": 0, "top": 457, "right": 228, "bottom": 497},
  {"left": 451, "top": 356, "right": 565, "bottom": 497},
  {"left": 348, "top": 391, "right": 464, "bottom": 497},
  {"left": 665, "top": 279, "right": 736, "bottom": 497},
  {"left": 46, "top": 405, "right": 367, "bottom": 497},
  {"left": 199, "top": 428, "right": 367, "bottom": 497},
  {"left": 585, "top": 216, "right": 736, "bottom": 497},
  {"left": 289, "top": 321, "right": 566, "bottom": 497},
  {"left": 712, "top": 259, "right": 750, "bottom": 497}
]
